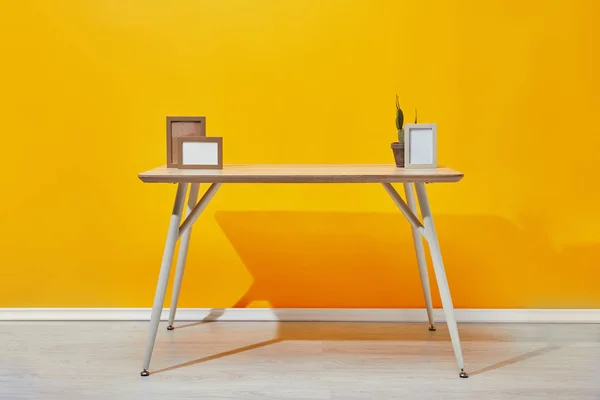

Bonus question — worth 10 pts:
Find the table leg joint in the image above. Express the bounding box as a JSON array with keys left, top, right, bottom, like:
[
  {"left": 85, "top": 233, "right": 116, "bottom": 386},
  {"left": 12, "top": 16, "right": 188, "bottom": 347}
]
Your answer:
[{"left": 178, "top": 183, "right": 222, "bottom": 237}]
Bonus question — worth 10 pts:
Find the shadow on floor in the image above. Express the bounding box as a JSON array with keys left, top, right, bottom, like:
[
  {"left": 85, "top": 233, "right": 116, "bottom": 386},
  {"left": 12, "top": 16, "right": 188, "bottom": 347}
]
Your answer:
[
  {"left": 151, "top": 321, "right": 557, "bottom": 376},
  {"left": 152, "top": 338, "right": 282, "bottom": 375},
  {"left": 469, "top": 345, "right": 562, "bottom": 376}
]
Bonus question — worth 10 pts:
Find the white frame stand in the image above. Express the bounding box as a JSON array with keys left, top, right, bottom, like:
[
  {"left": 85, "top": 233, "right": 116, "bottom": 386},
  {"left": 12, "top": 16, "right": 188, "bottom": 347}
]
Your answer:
[{"left": 140, "top": 182, "right": 467, "bottom": 379}]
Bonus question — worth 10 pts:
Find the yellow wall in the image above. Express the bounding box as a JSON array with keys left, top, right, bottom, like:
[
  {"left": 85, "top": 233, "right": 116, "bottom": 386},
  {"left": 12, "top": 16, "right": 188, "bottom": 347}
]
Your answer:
[{"left": 1, "top": 0, "right": 599, "bottom": 309}]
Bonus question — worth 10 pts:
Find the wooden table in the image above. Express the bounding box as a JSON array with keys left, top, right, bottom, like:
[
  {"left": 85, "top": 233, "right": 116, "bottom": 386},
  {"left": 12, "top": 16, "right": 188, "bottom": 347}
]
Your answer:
[{"left": 138, "top": 164, "right": 468, "bottom": 378}]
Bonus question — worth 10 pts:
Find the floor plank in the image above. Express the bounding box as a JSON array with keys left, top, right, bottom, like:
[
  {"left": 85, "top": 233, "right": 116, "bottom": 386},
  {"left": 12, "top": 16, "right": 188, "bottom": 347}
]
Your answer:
[{"left": 0, "top": 322, "right": 599, "bottom": 399}]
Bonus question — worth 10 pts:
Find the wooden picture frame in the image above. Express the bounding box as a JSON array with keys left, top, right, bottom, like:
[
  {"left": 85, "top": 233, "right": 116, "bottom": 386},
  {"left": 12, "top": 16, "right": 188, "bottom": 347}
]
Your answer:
[
  {"left": 404, "top": 123, "right": 437, "bottom": 169},
  {"left": 177, "top": 137, "right": 223, "bottom": 169},
  {"left": 166, "top": 116, "right": 206, "bottom": 167}
]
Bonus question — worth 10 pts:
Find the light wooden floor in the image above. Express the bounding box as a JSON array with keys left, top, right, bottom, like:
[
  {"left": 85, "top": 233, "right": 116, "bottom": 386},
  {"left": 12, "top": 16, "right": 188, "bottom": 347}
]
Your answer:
[{"left": 1, "top": 321, "right": 599, "bottom": 399}]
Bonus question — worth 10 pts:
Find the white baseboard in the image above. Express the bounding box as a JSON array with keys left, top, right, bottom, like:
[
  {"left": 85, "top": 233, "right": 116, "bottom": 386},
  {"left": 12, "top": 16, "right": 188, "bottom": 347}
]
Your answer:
[{"left": 1, "top": 308, "right": 599, "bottom": 323}]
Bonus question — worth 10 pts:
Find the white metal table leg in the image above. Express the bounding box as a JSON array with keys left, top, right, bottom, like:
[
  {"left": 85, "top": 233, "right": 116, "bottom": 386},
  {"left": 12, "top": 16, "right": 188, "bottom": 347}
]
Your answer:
[
  {"left": 167, "top": 183, "right": 200, "bottom": 331},
  {"left": 141, "top": 183, "right": 188, "bottom": 377},
  {"left": 414, "top": 182, "right": 468, "bottom": 378},
  {"left": 403, "top": 183, "right": 436, "bottom": 331}
]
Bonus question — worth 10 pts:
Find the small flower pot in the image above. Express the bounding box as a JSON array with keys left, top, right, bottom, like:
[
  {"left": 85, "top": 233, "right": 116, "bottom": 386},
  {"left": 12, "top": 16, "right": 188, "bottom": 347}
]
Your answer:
[{"left": 391, "top": 142, "right": 404, "bottom": 168}]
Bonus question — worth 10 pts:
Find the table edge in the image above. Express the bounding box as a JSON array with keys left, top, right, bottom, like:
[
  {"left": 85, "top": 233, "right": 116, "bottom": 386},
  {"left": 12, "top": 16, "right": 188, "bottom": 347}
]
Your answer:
[{"left": 137, "top": 173, "right": 464, "bottom": 184}]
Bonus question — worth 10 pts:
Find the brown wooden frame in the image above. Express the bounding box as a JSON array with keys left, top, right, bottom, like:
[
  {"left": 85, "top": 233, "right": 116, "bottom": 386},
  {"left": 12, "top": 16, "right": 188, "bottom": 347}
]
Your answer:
[
  {"left": 166, "top": 116, "right": 206, "bottom": 167},
  {"left": 176, "top": 137, "right": 223, "bottom": 169}
]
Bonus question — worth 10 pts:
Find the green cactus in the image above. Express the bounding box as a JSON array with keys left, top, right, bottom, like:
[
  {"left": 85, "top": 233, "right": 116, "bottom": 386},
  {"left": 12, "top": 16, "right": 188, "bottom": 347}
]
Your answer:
[{"left": 396, "top": 94, "right": 404, "bottom": 143}]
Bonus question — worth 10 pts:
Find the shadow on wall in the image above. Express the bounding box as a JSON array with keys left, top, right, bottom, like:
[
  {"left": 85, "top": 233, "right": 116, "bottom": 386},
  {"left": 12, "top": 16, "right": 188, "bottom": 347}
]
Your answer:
[{"left": 213, "top": 211, "right": 600, "bottom": 309}]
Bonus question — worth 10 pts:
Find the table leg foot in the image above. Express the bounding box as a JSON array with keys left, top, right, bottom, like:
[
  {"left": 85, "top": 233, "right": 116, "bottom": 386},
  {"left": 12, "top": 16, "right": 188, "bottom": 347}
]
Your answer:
[
  {"left": 141, "top": 369, "right": 150, "bottom": 377},
  {"left": 459, "top": 369, "right": 469, "bottom": 378},
  {"left": 429, "top": 324, "right": 436, "bottom": 331},
  {"left": 166, "top": 325, "right": 175, "bottom": 331}
]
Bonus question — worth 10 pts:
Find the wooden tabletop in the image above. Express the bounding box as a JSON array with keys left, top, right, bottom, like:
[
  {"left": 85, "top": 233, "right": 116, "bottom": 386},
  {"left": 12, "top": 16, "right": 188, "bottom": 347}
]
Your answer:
[{"left": 138, "top": 165, "right": 464, "bottom": 184}]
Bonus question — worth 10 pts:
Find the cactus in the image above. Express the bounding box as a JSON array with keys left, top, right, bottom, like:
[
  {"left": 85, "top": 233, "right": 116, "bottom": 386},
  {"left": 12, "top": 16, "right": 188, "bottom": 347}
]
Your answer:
[{"left": 396, "top": 94, "right": 404, "bottom": 143}]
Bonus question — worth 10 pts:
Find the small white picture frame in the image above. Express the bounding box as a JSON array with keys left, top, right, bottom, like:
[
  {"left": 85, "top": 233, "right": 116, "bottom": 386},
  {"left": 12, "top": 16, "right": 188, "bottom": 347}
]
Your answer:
[
  {"left": 404, "top": 123, "right": 437, "bottom": 169},
  {"left": 176, "top": 137, "right": 223, "bottom": 169}
]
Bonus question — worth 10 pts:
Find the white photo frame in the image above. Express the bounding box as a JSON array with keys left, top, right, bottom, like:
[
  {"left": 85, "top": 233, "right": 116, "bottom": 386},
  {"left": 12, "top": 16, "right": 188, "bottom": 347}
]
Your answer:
[
  {"left": 176, "top": 137, "right": 223, "bottom": 169},
  {"left": 404, "top": 123, "right": 437, "bottom": 169}
]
